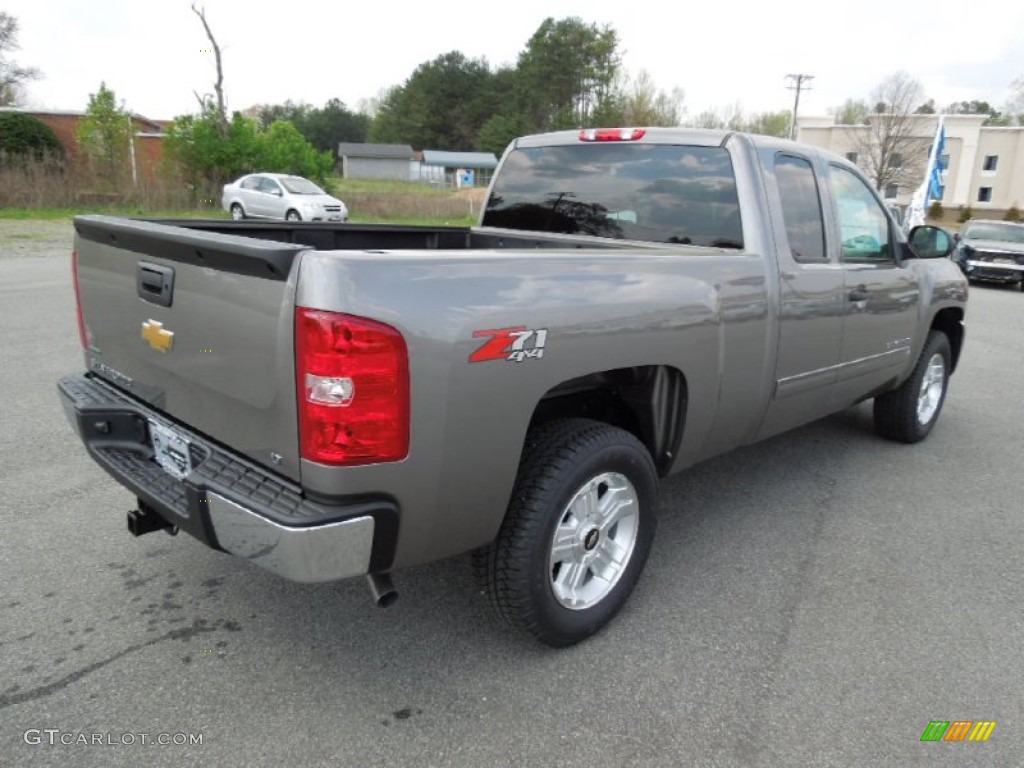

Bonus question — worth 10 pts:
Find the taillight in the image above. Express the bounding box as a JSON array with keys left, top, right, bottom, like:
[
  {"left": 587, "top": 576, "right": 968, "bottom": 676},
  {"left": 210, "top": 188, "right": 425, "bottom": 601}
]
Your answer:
[
  {"left": 71, "top": 250, "right": 91, "bottom": 349},
  {"left": 579, "top": 128, "right": 646, "bottom": 142},
  {"left": 295, "top": 308, "right": 409, "bottom": 466}
]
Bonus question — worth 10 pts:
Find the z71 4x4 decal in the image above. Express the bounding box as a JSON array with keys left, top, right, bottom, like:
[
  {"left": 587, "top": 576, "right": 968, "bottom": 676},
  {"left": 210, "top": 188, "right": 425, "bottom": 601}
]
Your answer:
[{"left": 469, "top": 326, "right": 548, "bottom": 363}]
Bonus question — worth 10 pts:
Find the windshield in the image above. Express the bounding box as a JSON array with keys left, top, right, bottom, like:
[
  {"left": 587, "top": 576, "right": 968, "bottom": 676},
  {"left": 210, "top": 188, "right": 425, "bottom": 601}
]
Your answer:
[
  {"left": 482, "top": 143, "right": 743, "bottom": 248},
  {"left": 963, "top": 222, "right": 1024, "bottom": 244},
  {"left": 280, "top": 177, "right": 325, "bottom": 195}
]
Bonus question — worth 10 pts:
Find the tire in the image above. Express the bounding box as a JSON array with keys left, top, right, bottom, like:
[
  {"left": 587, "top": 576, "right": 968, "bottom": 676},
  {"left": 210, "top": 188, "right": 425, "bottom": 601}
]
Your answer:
[
  {"left": 474, "top": 418, "right": 658, "bottom": 647},
  {"left": 285, "top": 209, "right": 301, "bottom": 222},
  {"left": 873, "top": 330, "right": 951, "bottom": 443},
  {"left": 230, "top": 203, "right": 245, "bottom": 220}
]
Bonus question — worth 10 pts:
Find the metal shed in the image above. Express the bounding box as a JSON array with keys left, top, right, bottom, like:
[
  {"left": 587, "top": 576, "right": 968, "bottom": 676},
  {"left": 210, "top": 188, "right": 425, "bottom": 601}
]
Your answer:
[
  {"left": 419, "top": 150, "right": 499, "bottom": 187},
  {"left": 337, "top": 143, "right": 416, "bottom": 181}
]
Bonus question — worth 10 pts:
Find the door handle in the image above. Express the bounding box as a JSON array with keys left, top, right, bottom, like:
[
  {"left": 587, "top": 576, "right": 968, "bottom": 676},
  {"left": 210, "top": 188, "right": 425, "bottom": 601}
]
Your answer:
[{"left": 848, "top": 287, "right": 870, "bottom": 302}]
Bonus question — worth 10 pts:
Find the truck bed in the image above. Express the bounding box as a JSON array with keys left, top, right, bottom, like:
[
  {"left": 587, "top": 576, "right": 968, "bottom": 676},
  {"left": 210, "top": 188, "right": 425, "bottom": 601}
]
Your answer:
[{"left": 98, "top": 218, "right": 644, "bottom": 255}]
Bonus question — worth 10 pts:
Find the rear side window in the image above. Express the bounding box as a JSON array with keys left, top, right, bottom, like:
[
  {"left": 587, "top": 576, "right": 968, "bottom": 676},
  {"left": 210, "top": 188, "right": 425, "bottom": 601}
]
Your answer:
[
  {"left": 774, "top": 154, "right": 826, "bottom": 263},
  {"left": 259, "top": 177, "right": 281, "bottom": 194},
  {"left": 241, "top": 176, "right": 260, "bottom": 190},
  {"left": 483, "top": 144, "right": 743, "bottom": 249}
]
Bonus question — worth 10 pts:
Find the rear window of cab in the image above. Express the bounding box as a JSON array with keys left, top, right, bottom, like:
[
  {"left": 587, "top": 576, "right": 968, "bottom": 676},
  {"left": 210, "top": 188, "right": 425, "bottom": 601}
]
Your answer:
[{"left": 483, "top": 144, "right": 743, "bottom": 249}]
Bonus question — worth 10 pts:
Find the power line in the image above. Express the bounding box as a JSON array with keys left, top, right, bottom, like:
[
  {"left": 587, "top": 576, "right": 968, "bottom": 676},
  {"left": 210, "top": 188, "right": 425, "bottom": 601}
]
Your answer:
[{"left": 786, "top": 74, "right": 814, "bottom": 140}]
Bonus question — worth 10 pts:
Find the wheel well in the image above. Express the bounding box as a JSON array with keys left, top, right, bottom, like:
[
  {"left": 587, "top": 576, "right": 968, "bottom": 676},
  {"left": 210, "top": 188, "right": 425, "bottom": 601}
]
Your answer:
[
  {"left": 529, "top": 366, "right": 687, "bottom": 476},
  {"left": 930, "top": 308, "right": 964, "bottom": 372}
]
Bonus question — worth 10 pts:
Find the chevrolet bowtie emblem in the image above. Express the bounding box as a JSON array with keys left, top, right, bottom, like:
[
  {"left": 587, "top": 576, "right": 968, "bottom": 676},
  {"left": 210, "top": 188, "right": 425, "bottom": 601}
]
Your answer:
[{"left": 142, "top": 319, "right": 174, "bottom": 352}]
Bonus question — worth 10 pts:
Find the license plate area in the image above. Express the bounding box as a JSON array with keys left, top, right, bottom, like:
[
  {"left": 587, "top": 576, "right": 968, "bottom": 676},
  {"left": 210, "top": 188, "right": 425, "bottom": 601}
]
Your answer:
[{"left": 149, "top": 421, "right": 193, "bottom": 480}]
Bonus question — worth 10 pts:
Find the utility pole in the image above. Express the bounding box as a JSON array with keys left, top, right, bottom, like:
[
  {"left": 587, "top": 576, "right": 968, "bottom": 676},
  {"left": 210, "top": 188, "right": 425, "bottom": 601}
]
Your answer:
[{"left": 786, "top": 74, "right": 814, "bottom": 140}]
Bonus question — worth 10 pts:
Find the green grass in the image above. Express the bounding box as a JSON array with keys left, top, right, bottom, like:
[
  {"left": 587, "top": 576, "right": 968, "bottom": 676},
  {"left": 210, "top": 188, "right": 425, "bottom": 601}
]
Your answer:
[
  {"left": 0, "top": 178, "right": 485, "bottom": 226},
  {"left": 326, "top": 177, "right": 485, "bottom": 223},
  {"left": 0, "top": 206, "right": 476, "bottom": 228},
  {"left": 350, "top": 215, "right": 476, "bottom": 227},
  {"left": 326, "top": 176, "right": 474, "bottom": 196},
  {"left": 0, "top": 207, "right": 226, "bottom": 221},
  {"left": 0, "top": 207, "right": 86, "bottom": 220}
]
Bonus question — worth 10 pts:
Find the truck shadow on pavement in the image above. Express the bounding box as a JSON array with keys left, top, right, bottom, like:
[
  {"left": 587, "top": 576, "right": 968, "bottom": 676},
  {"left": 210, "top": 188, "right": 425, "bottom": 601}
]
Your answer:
[
  {"left": 154, "top": 400, "right": 894, "bottom": 661},
  {"left": 0, "top": 399, "right": 923, "bottom": 723}
]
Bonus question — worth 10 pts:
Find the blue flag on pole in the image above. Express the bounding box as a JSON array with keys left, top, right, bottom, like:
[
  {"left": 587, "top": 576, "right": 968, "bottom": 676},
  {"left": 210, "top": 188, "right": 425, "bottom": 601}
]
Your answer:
[
  {"left": 904, "top": 117, "right": 946, "bottom": 231},
  {"left": 927, "top": 121, "right": 946, "bottom": 204}
]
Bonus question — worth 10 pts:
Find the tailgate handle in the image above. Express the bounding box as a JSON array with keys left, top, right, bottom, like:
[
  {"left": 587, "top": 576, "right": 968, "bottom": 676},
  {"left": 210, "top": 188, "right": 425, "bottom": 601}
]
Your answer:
[{"left": 137, "top": 262, "right": 175, "bottom": 308}]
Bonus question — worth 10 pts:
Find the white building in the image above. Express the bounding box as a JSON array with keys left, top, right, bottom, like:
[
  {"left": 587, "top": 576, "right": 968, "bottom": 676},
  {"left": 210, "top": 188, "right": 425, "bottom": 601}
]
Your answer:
[{"left": 796, "top": 114, "right": 1024, "bottom": 216}]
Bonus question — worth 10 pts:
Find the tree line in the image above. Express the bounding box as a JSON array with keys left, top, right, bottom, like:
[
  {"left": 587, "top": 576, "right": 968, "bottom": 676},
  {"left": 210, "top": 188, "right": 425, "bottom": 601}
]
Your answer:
[{"left": 251, "top": 17, "right": 794, "bottom": 155}]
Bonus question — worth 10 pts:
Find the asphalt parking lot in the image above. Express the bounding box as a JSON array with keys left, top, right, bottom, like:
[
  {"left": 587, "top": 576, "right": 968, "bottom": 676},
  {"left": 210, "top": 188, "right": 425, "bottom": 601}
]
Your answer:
[{"left": 1, "top": 220, "right": 1021, "bottom": 767}]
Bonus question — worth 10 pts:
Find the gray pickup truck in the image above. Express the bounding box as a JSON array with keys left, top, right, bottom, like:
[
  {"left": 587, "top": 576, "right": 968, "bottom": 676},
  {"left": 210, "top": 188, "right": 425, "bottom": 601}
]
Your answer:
[{"left": 59, "top": 127, "right": 967, "bottom": 646}]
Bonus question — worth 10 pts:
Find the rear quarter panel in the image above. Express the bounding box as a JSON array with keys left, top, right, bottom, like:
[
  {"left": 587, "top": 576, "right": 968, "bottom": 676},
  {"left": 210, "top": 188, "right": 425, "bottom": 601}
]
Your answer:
[{"left": 295, "top": 246, "right": 772, "bottom": 568}]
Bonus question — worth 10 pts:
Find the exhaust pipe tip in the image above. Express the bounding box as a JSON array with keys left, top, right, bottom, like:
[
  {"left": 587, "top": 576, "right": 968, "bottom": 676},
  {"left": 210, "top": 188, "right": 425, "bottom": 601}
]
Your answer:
[{"left": 367, "top": 573, "right": 398, "bottom": 608}]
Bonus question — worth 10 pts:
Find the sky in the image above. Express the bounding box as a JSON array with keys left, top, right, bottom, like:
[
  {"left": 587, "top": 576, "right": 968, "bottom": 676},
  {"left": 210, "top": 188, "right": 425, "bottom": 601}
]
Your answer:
[{"left": 5, "top": 0, "right": 1023, "bottom": 122}]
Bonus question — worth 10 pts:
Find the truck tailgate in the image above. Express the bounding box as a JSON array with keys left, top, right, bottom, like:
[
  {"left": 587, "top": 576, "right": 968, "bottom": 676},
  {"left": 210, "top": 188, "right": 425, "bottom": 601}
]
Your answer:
[{"left": 72, "top": 215, "right": 306, "bottom": 481}]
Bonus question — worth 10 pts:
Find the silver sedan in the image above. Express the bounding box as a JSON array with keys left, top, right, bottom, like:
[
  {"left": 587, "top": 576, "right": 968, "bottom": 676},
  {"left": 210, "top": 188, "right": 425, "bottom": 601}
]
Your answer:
[{"left": 222, "top": 173, "right": 349, "bottom": 222}]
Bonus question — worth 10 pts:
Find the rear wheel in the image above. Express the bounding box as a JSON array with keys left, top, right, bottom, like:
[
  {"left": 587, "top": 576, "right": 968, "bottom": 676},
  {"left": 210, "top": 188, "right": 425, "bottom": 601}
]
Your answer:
[
  {"left": 285, "top": 209, "right": 301, "bottom": 222},
  {"left": 230, "top": 203, "right": 245, "bottom": 220},
  {"left": 873, "top": 330, "right": 951, "bottom": 443},
  {"left": 474, "top": 418, "right": 658, "bottom": 647}
]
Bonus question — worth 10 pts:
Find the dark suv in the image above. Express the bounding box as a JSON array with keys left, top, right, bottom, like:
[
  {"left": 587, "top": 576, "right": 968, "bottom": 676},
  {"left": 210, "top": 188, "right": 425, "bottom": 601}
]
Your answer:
[{"left": 953, "top": 219, "right": 1024, "bottom": 290}]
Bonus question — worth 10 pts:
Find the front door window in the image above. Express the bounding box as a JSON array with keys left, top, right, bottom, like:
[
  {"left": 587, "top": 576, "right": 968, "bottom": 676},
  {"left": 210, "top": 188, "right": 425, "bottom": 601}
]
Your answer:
[{"left": 831, "top": 165, "right": 893, "bottom": 264}]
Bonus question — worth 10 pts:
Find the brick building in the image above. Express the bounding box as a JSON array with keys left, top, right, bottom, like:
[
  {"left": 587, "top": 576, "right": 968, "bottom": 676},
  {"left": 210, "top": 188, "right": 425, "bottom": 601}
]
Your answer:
[{"left": 0, "top": 107, "right": 170, "bottom": 184}]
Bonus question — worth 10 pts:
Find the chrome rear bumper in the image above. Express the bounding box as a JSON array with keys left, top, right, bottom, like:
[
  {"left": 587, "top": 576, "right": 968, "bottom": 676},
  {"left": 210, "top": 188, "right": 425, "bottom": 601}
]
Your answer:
[{"left": 58, "top": 373, "right": 395, "bottom": 583}]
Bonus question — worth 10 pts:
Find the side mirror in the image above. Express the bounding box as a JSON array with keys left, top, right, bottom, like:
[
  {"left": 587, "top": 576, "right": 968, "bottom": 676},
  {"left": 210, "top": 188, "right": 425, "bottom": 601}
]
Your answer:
[
  {"left": 908, "top": 225, "right": 954, "bottom": 259},
  {"left": 270, "top": 188, "right": 283, "bottom": 197}
]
